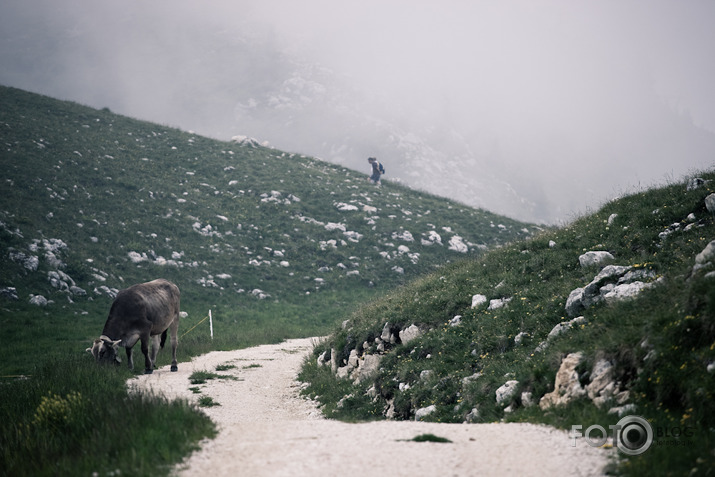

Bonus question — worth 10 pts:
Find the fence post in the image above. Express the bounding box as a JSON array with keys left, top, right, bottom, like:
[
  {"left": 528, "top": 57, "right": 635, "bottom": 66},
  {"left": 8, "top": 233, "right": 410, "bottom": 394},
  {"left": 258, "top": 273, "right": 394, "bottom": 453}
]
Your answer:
[{"left": 209, "top": 309, "right": 214, "bottom": 340}]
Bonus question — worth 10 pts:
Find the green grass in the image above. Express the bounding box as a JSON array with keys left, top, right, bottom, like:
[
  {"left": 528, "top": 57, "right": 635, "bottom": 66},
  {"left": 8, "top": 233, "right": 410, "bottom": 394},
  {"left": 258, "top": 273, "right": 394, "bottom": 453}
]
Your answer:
[
  {"left": 407, "top": 434, "right": 452, "bottom": 443},
  {"left": 300, "top": 171, "right": 715, "bottom": 475},
  {"left": 0, "top": 355, "right": 216, "bottom": 477},
  {"left": 198, "top": 396, "right": 220, "bottom": 407},
  {"left": 188, "top": 371, "right": 237, "bottom": 385}
]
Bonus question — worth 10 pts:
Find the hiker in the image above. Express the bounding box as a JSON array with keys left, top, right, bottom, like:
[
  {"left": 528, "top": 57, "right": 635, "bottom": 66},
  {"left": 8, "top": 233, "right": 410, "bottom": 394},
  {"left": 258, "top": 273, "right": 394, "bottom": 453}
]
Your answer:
[{"left": 367, "top": 157, "right": 384, "bottom": 184}]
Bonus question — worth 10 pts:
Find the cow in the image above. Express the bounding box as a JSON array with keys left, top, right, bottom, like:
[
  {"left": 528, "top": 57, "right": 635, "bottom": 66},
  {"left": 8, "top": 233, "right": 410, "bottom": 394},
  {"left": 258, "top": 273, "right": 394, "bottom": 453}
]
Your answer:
[{"left": 87, "top": 279, "right": 180, "bottom": 374}]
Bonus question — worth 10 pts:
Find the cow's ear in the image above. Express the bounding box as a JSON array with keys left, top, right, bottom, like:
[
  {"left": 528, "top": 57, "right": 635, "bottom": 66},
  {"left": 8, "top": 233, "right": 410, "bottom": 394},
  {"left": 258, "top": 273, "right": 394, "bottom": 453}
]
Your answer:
[{"left": 115, "top": 355, "right": 122, "bottom": 364}]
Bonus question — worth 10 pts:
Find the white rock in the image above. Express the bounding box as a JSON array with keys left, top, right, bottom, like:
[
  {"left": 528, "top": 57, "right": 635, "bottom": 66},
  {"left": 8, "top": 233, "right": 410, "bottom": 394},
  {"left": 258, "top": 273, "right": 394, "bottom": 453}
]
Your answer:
[
  {"left": 448, "top": 235, "right": 468, "bottom": 253},
  {"left": 496, "top": 380, "right": 519, "bottom": 405},
  {"left": 471, "top": 294, "right": 488, "bottom": 308},
  {"left": 539, "top": 352, "right": 586, "bottom": 409},
  {"left": 579, "top": 251, "right": 614, "bottom": 267},
  {"left": 399, "top": 324, "right": 422, "bottom": 344},
  {"left": 415, "top": 404, "right": 437, "bottom": 421},
  {"left": 695, "top": 240, "right": 715, "bottom": 266},
  {"left": 521, "top": 391, "right": 534, "bottom": 407},
  {"left": 705, "top": 193, "right": 715, "bottom": 214},
  {"left": 488, "top": 297, "right": 511, "bottom": 310},
  {"left": 29, "top": 295, "right": 48, "bottom": 306},
  {"left": 514, "top": 331, "right": 528, "bottom": 345},
  {"left": 603, "top": 281, "right": 654, "bottom": 303},
  {"left": 465, "top": 407, "right": 480, "bottom": 423}
]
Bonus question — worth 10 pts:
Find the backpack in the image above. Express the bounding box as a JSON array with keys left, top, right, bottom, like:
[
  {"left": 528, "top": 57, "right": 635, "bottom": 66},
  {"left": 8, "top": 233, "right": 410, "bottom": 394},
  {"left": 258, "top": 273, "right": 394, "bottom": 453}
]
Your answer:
[{"left": 378, "top": 162, "right": 385, "bottom": 175}]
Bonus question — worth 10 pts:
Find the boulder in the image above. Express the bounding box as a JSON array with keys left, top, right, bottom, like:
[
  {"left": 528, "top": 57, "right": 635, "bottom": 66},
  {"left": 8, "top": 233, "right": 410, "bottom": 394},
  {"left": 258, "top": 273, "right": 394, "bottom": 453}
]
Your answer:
[
  {"left": 539, "top": 352, "right": 586, "bottom": 409},
  {"left": 565, "top": 287, "right": 585, "bottom": 317},
  {"left": 705, "top": 193, "right": 715, "bottom": 214},
  {"left": 586, "top": 359, "right": 615, "bottom": 408},
  {"left": 415, "top": 404, "right": 437, "bottom": 421},
  {"left": 352, "top": 354, "right": 383, "bottom": 384},
  {"left": 521, "top": 391, "right": 534, "bottom": 407},
  {"left": 29, "top": 295, "right": 48, "bottom": 306},
  {"left": 578, "top": 251, "right": 614, "bottom": 267},
  {"left": 471, "top": 294, "right": 488, "bottom": 308},
  {"left": 465, "top": 407, "right": 480, "bottom": 423},
  {"left": 694, "top": 240, "right": 715, "bottom": 272},
  {"left": 495, "top": 380, "right": 519, "bottom": 405},
  {"left": 603, "top": 281, "right": 654, "bottom": 303},
  {"left": 488, "top": 297, "right": 511, "bottom": 310},
  {"left": 399, "top": 324, "right": 422, "bottom": 344},
  {"left": 687, "top": 177, "right": 708, "bottom": 191}
]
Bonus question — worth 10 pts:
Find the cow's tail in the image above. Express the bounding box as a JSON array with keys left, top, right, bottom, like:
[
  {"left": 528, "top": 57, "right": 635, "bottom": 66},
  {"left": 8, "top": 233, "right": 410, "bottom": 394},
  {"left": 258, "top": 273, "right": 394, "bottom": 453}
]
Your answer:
[{"left": 160, "top": 329, "right": 167, "bottom": 349}]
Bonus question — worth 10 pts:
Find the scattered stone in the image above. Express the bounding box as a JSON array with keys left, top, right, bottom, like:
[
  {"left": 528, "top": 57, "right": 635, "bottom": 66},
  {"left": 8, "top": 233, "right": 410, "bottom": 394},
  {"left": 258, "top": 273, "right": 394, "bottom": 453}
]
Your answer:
[
  {"left": 495, "top": 380, "right": 519, "bottom": 405},
  {"left": 687, "top": 177, "right": 709, "bottom": 191},
  {"left": 449, "top": 315, "right": 462, "bottom": 326},
  {"left": 547, "top": 316, "right": 586, "bottom": 341},
  {"left": 521, "top": 391, "right": 534, "bottom": 408},
  {"left": 0, "top": 287, "right": 19, "bottom": 300},
  {"left": 471, "top": 294, "right": 487, "bottom": 308},
  {"left": 608, "top": 404, "right": 637, "bottom": 416},
  {"left": 705, "top": 193, "right": 715, "bottom": 215},
  {"left": 603, "top": 281, "right": 656, "bottom": 303},
  {"left": 399, "top": 324, "right": 422, "bottom": 344},
  {"left": 586, "top": 359, "right": 615, "bottom": 408},
  {"left": 694, "top": 240, "right": 715, "bottom": 273},
  {"left": 514, "top": 331, "right": 528, "bottom": 345},
  {"left": 415, "top": 404, "right": 437, "bottom": 421},
  {"left": 488, "top": 297, "right": 511, "bottom": 310},
  {"left": 465, "top": 407, "right": 480, "bottom": 423},
  {"left": 29, "top": 294, "right": 48, "bottom": 306},
  {"left": 565, "top": 287, "right": 585, "bottom": 317},
  {"left": 352, "top": 354, "right": 383, "bottom": 384},
  {"left": 578, "top": 251, "right": 614, "bottom": 267}
]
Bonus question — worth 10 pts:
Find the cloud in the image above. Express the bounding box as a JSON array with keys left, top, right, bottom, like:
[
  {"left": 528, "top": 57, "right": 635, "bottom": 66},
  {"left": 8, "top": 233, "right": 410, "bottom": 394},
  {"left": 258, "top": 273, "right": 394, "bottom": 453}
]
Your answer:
[{"left": 1, "top": 0, "right": 714, "bottom": 222}]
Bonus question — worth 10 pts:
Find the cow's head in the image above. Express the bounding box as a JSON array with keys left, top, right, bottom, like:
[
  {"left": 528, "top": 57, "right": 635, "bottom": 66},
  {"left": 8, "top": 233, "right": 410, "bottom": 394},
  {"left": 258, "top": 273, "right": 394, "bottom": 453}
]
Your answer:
[{"left": 86, "top": 335, "right": 122, "bottom": 365}]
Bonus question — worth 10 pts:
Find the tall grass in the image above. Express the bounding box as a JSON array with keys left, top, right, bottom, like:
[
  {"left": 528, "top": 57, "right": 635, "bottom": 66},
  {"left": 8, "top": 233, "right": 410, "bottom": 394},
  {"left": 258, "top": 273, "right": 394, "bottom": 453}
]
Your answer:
[{"left": 0, "top": 355, "right": 215, "bottom": 477}]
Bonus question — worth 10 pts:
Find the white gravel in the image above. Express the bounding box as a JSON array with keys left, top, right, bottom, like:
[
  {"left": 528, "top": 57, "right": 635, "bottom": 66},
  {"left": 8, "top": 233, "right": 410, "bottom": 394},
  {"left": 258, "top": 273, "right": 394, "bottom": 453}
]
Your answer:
[{"left": 130, "top": 337, "right": 614, "bottom": 476}]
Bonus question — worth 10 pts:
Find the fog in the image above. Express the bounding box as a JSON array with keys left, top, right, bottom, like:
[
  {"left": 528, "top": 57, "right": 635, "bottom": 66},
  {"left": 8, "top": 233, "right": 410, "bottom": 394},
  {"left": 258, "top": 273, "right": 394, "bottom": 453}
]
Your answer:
[{"left": 2, "top": 0, "right": 714, "bottom": 223}]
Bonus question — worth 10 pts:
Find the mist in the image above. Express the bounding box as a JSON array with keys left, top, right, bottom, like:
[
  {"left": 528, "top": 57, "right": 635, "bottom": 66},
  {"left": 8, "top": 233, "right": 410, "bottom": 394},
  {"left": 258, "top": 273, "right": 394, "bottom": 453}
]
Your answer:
[{"left": 1, "top": 0, "right": 714, "bottom": 223}]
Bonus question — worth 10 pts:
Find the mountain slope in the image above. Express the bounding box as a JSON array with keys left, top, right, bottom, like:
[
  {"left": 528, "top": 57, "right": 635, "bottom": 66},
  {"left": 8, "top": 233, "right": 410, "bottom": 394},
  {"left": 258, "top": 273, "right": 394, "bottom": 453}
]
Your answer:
[
  {"left": 300, "top": 171, "right": 715, "bottom": 475},
  {"left": 0, "top": 85, "right": 535, "bottom": 375}
]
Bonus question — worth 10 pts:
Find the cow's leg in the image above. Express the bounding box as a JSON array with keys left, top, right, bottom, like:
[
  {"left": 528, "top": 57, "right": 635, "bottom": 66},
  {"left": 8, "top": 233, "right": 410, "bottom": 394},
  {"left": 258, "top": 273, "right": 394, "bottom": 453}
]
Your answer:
[
  {"left": 125, "top": 347, "right": 134, "bottom": 370},
  {"left": 140, "top": 333, "right": 154, "bottom": 374},
  {"left": 148, "top": 334, "right": 161, "bottom": 373},
  {"left": 169, "top": 314, "right": 179, "bottom": 372}
]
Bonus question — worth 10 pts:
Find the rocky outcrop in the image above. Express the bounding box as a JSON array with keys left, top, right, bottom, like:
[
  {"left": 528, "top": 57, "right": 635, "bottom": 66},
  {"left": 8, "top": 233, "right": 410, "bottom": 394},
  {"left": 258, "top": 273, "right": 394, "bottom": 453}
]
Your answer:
[
  {"left": 539, "top": 352, "right": 586, "bottom": 409},
  {"left": 566, "top": 262, "right": 660, "bottom": 317},
  {"left": 320, "top": 322, "right": 424, "bottom": 384},
  {"left": 539, "top": 353, "right": 630, "bottom": 412}
]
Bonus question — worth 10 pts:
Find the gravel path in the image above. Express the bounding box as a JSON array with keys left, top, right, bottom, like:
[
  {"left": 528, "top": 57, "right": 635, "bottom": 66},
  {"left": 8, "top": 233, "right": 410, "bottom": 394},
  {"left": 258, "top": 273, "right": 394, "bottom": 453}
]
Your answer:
[{"left": 130, "top": 337, "right": 613, "bottom": 476}]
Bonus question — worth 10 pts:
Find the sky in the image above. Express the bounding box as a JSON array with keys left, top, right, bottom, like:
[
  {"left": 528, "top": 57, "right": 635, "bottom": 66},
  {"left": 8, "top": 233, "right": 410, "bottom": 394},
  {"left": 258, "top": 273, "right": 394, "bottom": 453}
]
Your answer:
[{"left": 1, "top": 0, "right": 715, "bottom": 222}]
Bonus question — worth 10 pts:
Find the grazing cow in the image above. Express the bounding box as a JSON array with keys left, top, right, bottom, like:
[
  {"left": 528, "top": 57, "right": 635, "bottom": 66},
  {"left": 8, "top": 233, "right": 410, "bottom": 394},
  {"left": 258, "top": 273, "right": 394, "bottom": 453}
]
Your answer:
[{"left": 87, "top": 279, "right": 180, "bottom": 374}]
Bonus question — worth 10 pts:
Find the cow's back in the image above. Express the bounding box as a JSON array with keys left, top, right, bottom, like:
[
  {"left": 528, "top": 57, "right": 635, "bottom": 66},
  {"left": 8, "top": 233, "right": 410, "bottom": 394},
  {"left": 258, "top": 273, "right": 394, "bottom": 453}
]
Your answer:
[{"left": 104, "top": 279, "right": 180, "bottom": 337}]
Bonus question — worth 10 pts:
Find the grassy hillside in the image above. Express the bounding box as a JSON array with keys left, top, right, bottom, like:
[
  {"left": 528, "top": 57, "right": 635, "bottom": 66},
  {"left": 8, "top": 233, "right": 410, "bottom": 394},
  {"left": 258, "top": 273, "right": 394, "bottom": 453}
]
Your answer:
[
  {"left": 0, "top": 85, "right": 534, "bottom": 375},
  {"left": 300, "top": 172, "right": 715, "bottom": 475},
  {"left": 0, "top": 85, "right": 534, "bottom": 476}
]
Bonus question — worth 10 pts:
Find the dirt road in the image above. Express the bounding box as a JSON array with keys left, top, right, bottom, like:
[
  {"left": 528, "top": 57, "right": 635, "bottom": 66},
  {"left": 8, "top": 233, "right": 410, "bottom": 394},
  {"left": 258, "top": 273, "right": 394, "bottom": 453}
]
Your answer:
[{"left": 131, "top": 338, "right": 613, "bottom": 476}]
